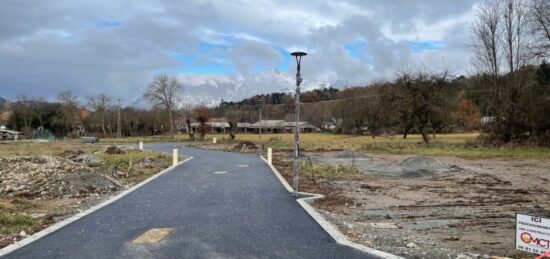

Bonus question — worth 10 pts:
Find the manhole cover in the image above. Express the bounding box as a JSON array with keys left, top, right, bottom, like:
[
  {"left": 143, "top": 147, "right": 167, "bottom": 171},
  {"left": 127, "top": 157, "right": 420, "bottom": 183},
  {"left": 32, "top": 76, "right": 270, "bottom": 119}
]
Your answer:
[
  {"left": 132, "top": 228, "right": 174, "bottom": 244},
  {"left": 213, "top": 171, "right": 228, "bottom": 174}
]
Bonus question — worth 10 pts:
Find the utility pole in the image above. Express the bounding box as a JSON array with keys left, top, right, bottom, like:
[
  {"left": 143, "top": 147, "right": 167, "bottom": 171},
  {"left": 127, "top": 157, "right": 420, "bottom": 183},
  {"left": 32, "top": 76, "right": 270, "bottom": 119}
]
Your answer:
[
  {"left": 258, "top": 99, "right": 264, "bottom": 151},
  {"left": 291, "top": 51, "right": 307, "bottom": 195},
  {"left": 117, "top": 98, "right": 121, "bottom": 138}
]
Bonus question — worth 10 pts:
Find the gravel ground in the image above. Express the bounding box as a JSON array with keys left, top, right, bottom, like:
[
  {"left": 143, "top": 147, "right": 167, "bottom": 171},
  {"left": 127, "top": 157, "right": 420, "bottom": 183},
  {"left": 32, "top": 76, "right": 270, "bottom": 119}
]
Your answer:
[{"left": 273, "top": 151, "right": 550, "bottom": 259}]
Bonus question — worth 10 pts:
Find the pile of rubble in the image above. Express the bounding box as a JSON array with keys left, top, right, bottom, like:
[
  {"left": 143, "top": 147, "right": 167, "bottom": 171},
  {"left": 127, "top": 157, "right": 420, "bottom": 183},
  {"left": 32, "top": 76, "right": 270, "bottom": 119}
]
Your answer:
[
  {"left": 232, "top": 141, "right": 258, "bottom": 152},
  {"left": 0, "top": 156, "right": 121, "bottom": 199},
  {"left": 62, "top": 149, "right": 104, "bottom": 167},
  {"left": 103, "top": 145, "right": 126, "bottom": 155}
]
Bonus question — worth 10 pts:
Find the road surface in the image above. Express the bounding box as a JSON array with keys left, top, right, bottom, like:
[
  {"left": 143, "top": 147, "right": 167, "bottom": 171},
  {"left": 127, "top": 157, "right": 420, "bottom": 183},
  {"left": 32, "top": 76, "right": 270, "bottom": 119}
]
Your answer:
[{"left": 3, "top": 143, "right": 376, "bottom": 258}]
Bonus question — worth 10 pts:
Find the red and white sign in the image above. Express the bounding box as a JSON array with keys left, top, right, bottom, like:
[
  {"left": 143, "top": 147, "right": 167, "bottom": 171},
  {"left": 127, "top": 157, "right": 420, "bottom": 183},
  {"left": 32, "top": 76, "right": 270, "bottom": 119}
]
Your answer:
[{"left": 516, "top": 213, "right": 550, "bottom": 255}]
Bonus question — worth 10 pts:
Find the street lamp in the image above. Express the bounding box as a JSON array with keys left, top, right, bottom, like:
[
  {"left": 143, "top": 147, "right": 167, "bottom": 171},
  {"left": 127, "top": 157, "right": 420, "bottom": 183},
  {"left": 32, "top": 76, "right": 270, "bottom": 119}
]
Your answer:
[
  {"left": 291, "top": 51, "right": 306, "bottom": 195},
  {"left": 257, "top": 98, "right": 265, "bottom": 151}
]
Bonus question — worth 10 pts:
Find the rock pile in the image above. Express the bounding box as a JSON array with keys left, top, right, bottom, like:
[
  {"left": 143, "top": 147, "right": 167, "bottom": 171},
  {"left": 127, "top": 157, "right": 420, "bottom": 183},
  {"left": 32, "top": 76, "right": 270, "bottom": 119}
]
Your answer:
[
  {"left": 62, "top": 149, "right": 103, "bottom": 167},
  {"left": 232, "top": 141, "right": 258, "bottom": 151},
  {"left": 104, "top": 145, "right": 126, "bottom": 155},
  {"left": 0, "top": 156, "right": 120, "bottom": 199}
]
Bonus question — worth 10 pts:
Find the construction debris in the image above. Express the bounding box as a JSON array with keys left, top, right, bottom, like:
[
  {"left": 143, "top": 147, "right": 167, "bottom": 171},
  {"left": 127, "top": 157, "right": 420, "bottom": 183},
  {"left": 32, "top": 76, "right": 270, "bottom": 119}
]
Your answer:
[
  {"left": 103, "top": 145, "right": 126, "bottom": 155},
  {"left": 0, "top": 156, "right": 120, "bottom": 199},
  {"left": 62, "top": 149, "right": 103, "bottom": 167},
  {"left": 232, "top": 141, "right": 258, "bottom": 151}
]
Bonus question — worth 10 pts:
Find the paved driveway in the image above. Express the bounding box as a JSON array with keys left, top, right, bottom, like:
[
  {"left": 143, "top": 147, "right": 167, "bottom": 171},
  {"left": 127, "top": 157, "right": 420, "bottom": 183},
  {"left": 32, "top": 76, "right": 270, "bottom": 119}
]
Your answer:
[{"left": 3, "top": 143, "right": 375, "bottom": 258}]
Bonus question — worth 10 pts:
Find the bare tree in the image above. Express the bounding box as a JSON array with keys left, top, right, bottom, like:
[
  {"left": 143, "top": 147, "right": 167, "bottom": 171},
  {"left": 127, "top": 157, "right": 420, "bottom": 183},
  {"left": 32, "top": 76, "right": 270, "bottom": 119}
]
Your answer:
[
  {"left": 502, "top": 0, "right": 531, "bottom": 141},
  {"left": 87, "top": 94, "right": 111, "bottom": 138},
  {"left": 56, "top": 90, "right": 80, "bottom": 136},
  {"left": 143, "top": 74, "right": 184, "bottom": 138},
  {"left": 192, "top": 105, "right": 214, "bottom": 140},
  {"left": 225, "top": 109, "right": 241, "bottom": 140},
  {"left": 393, "top": 71, "right": 449, "bottom": 143},
  {"left": 471, "top": 0, "right": 503, "bottom": 122},
  {"left": 14, "top": 95, "right": 34, "bottom": 133},
  {"left": 530, "top": 0, "right": 550, "bottom": 57}
]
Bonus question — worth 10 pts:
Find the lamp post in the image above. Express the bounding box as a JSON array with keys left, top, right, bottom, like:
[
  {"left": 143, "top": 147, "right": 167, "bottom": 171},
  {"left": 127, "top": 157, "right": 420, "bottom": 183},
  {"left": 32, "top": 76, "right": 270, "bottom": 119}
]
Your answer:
[
  {"left": 291, "top": 51, "right": 306, "bottom": 195},
  {"left": 257, "top": 98, "right": 264, "bottom": 151},
  {"left": 117, "top": 98, "right": 122, "bottom": 138}
]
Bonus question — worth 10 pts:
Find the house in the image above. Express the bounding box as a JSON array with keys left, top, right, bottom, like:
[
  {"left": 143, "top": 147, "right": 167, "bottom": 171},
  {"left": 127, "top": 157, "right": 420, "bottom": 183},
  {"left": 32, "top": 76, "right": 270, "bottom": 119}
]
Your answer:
[
  {"left": 250, "top": 120, "right": 286, "bottom": 133},
  {"left": 284, "top": 121, "right": 321, "bottom": 133},
  {"left": 181, "top": 118, "right": 319, "bottom": 134},
  {"left": 480, "top": 116, "right": 496, "bottom": 125},
  {"left": 180, "top": 117, "right": 253, "bottom": 134},
  {"left": 322, "top": 118, "right": 343, "bottom": 133},
  {"left": 0, "top": 126, "right": 23, "bottom": 141},
  {"left": 237, "top": 122, "right": 252, "bottom": 133},
  {"left": 250, "top": 120, "right": 321, "bottom": 133},
  {"left": 208, "top": 118, "right": 230, "bottom": 133}
]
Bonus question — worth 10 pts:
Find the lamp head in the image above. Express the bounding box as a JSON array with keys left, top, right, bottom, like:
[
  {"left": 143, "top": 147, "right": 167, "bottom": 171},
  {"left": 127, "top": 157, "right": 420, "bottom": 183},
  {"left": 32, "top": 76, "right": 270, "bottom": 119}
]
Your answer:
[{"left": 290, "top": 51, "right": 307, "bottom": 57}]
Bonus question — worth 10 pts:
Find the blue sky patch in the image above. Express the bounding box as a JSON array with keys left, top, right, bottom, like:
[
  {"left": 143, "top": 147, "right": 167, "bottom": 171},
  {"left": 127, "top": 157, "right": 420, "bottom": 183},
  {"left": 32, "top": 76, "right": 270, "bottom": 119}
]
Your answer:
[
  {"left": 406, "top": 40, "right": 446, "bottom": 52},
  {"left": 345, "top": 41, "right": 366, "bottom": 58}
]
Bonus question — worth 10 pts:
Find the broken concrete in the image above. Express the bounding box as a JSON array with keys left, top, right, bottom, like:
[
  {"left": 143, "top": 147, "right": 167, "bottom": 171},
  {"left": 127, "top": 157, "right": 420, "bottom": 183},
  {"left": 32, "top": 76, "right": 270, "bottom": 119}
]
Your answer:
[
  {"left": 0, "top": 156, "right": 120, "bottom": 199},
  {"left": 231, "top": 141, "right": 258, "bottom": 152}
]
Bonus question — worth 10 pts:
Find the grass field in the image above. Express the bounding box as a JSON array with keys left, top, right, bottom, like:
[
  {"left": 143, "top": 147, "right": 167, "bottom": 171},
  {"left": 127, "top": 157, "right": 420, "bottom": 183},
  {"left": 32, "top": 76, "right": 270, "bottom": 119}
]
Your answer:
[
  {"left": 8, "top": 132, "right": 547, "bottom": 158},
  {"left": 206, "top": 132, "right": 550, "bottom": 158},
  {"left": 0, "top": 140, "right": 101, "bottom": 157}
]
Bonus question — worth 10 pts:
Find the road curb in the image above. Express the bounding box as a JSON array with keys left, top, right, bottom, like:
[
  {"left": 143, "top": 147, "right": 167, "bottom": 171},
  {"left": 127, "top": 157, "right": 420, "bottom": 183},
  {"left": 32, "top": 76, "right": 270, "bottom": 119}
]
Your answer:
[
  {"left": 0, "top": 156, "right": 194, "bottom": 257},
  {"left": 260, "top": 155, "right": 403, "bottom": 259}
]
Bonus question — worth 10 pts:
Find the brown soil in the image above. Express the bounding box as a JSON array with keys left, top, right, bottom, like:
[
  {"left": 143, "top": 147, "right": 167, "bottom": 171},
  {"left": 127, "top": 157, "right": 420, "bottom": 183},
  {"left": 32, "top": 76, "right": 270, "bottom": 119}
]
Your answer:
[
  {"left": 272, "top": 152, "right": 550, "bottom": 259},
  {"left": 104, "top": 145, "right": 126, "bottom": 155}
]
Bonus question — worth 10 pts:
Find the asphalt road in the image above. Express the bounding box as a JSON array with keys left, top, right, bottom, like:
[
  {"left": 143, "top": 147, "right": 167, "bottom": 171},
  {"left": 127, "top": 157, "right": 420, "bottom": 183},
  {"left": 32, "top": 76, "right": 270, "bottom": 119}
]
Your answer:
[{"left": 3, "top": 143, "right": 375, "bottom": 258}]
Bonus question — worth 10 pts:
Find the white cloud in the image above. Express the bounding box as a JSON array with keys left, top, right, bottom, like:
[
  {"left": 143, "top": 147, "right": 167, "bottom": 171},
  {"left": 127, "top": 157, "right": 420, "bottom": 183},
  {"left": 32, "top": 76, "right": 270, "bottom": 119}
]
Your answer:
[{"left": 0, "top": 0, "right": 479, "bottom": 106}]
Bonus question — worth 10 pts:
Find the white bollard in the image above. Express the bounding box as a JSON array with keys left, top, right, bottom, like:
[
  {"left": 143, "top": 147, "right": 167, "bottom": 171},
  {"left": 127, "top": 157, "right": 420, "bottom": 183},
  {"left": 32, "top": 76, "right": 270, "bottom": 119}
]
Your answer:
[
  {"left": 139, "top": 141, "right": 143, "bottom": 150},
  {"left": 213, "top": 137, "right": 217, "bottom": 144},
  {"left": 268, "top": 148, "right": 272, "bottom": 165},
  {"left": 173, "top": 148, "right": 178, "bottom": 166}
]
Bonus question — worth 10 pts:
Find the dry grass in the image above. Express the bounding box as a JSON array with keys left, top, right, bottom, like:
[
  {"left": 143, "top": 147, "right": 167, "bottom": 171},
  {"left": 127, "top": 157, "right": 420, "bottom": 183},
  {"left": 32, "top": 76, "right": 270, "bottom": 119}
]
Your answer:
[
  {"left": 30, "top": 132, "right": 550, "bottom": 158},
  {"left": 0, "top": 140, "right": 100, "bottom": 157},
  {"left": 96, "top": 150, "right": 173, "bottom": 185},
  {"left": 209, "top": 132, "right": 550, "bottom": 158},
  {"left": 0, "top": 198, "right": 80, "bottom": 236}
]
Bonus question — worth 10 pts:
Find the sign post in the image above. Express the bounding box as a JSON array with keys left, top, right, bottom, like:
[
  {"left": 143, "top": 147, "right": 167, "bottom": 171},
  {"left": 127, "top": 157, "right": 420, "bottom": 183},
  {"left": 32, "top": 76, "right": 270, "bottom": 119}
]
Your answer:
[{"left": 516, "top": 213, "right": 550, "bottom": 255}]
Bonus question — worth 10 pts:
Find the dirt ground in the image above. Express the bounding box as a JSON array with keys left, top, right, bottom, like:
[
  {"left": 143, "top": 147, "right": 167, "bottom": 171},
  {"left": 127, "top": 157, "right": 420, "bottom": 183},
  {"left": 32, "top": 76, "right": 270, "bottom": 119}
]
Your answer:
[{"left": 272, "top": 152, "right": 550, "bottom": 259}]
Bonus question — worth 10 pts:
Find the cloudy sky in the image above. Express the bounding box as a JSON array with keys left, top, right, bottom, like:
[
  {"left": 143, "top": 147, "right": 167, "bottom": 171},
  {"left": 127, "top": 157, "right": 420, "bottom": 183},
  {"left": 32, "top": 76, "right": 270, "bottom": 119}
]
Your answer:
[{"left": 0, "top": 0, "right": 478, "bottom": 107}]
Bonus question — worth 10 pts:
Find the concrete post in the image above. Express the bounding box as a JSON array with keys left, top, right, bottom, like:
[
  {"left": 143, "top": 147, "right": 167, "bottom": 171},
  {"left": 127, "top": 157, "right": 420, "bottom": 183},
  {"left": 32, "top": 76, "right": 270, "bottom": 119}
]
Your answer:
[
  {"left": 268, "top": 148, "right": 272, "bottom": 165},
  {"left": 173, "top": 148, "right": 178, "bottom": 166},
  {"left": 213, "top": 137, "right": 217, "bottom": 144},
  {"left": 139, "top": 141, "right": 143, "bottom": 150}
]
